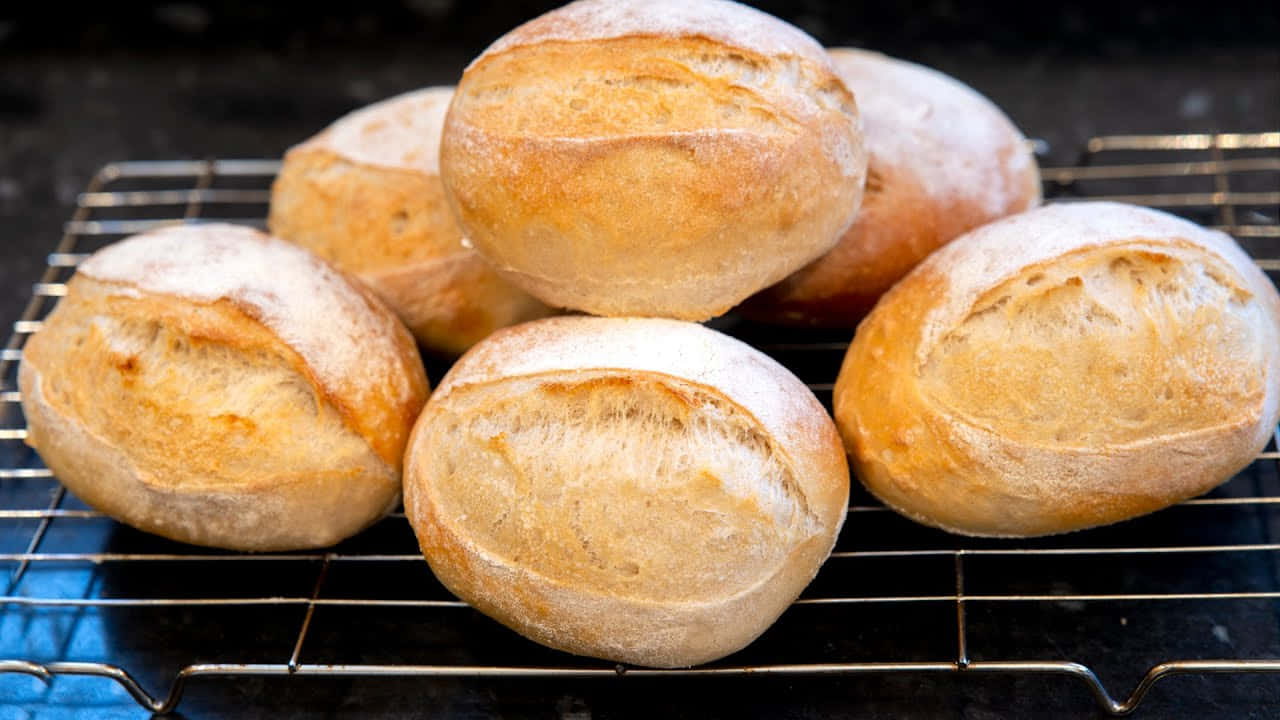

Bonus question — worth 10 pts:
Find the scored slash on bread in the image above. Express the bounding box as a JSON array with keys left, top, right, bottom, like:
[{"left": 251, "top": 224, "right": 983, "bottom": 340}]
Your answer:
[
  {"left": 19, "top": 224, "right": 430, "bottom": 551},
  {"left": 404, "top": 316, "right": 848, "bottom": 667},
  {"left": 439, "top": 0, "right": 868, "bottom": 321},
  {"left": 834, "top": 202, "right": 1280, "bottom": 537}
]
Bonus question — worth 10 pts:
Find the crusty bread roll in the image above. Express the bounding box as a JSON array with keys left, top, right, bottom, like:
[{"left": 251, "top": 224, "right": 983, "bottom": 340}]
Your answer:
[
  {"left": 833, "top": 202, "right": 1280, "bottom": 537},
  {"left": 744, "top": 48, "right": 1041, "bottom": 325},
  {"left": 269, "top": 87, "right": 550, "bottom": 354},
  {"left": 404, "top": 316, "right": 849, "bottom": 667},
  {"left": 439, "top": 0, "right": 868, "bottom": 321},
  {"left": 19, "top": 224, "right": 430, "bottom": 550}
]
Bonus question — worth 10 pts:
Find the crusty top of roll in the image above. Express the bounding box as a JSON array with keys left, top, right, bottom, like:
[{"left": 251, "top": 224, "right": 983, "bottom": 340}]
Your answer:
[
  {"left": 913, "top": 201, "right": 1271, "bottom": 361},
  {"left": 830, "top": 48, "right": 1038, "bottom": 217},
  {"left": 834, "top": 201, "right": 1280, "bottom": 536},
  {"left": 299, "top": 87, "right": 451, "bottom": 174},
  {"left": 453, "top": 0, "right": 857, "bottom": 171},
  {"left": 77, "top": 223, "right": 428, "bottom": 468},
  {"left": 911, "top": 202, "right": 1278, "bottom": 451},
  {"left": 439, "top": 316, "right": 848, "bottom": 515},
  {"left": 740, "top": 49, "right": 1040, "bottom": 326},
  {"left": 478, "top": 0, "right": 831, "bottom": 69},
  {"left": 441, "top": 0, "right": 865, "bottom": 320},
  {"left": 408, "top": 315, "right": 848, "bottom": 665}
]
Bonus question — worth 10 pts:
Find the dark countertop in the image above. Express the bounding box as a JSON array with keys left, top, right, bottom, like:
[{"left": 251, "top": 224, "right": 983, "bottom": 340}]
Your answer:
[{"left": 2, "top": 3, "right": 1279, "bottom": 718}]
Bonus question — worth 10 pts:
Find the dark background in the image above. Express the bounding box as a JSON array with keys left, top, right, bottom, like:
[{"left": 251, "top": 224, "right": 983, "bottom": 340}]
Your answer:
[
  {"left": 2, "top": 2, "right": 1279, "bottom": 718},
  {"left": 2, "top": 0, "right": 1278, "bottom": 330}
]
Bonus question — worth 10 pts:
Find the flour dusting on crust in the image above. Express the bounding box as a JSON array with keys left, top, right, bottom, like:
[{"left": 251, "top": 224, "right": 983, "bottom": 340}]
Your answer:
[
  {"left": 307, "top": 87, "right": 453, "bottom": 174},
  {"left": 79, "top": 223, "right": 417, "bottom": 404},
  {"left": 915, "top": 202, "right": 1265, "bottom": 358},
  {"left": 830, "top": 48, "right": 1035, "bottom": 217},
  {"left": 478, "top": 0, "right": 831, "bottom": 68}
]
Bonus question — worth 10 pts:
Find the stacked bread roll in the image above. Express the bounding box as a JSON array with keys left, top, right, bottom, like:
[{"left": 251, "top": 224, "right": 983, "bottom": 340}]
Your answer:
[
  {"left": 269, "top": 86, "right": 551, "bottom": 355},
  {"left": 438, "top": 0, "right": 868, "bottom": 320},
  {"left": 743, "top": 48, "right": 1042, "bottom": 324},
  {"left": 833, "top": 203, "right": 1280, "bottom": 537},
  {"left": 408, "top": 0, "right": 1279, "bottom": 665},
  {"left": 19, "top": 0, "right": 1280, "bottom": 673},
  {"left": 409, "top": 0, "right": 856, "bottom": 667},
  {"left": 20, "top": 225, "right": 429, "bottom": 550},
  {"left": 405, "top": 316, "right": 848, "bottom": 667}
]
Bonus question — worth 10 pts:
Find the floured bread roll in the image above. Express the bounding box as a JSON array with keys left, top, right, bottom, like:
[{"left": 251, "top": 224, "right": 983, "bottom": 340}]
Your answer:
[
  {"left": 19, "top": 224, "right": 430, "bottom": 550},
  {"left": 439, "top": 0, "right": 867, "bottom": 321},
  {"left": 405, "top": 316, "right": 849, "bottom": 666},
  {"left": 834, "top": 202, "right": 1280, "bottom": 537},
  {"left": 270, "top": 87, "right": 550, "bottom": 354},
  {"left": 745, "top": 48, "right": 1041, "bottom": 325}
]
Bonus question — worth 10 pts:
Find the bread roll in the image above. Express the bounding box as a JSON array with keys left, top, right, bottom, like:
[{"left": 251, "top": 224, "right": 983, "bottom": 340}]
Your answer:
[
  {"left": 19, "top": 224, "right": 430, "bottom": 550},
  {"left": 404, "top": 316, "right": 848, "bottom": 667},
  {"left": 744, "top": 48, "right": 1041, "bottom": 325},
  {"left": 833, "top": 202, "right": 1280, "bottom": 537},
  {"left": 439, "top": 0, "right": 867, "bottom": 321},
  {"left": 269, "top": 87, "right": 550, "bottom": 354}
]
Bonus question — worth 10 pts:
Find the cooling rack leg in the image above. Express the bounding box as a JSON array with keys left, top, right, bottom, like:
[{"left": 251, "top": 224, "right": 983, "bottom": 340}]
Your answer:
[
  {"left": 1112, "top": 660, "right": 1280, "bottom": 716},
  {"left": 963, "top": 658, "right": 1280, "bottom": 716},
  {"left": 0, "top": 660, "right": 175, "bottom": 714},
  {"left": 0, "top": 659, "right": 52, "bottom": 680},
  {"left": 4, "top": 657, "right": 1279, "bottom": 715},
  {"left": 962, "top": 661, "right": 1124, "bottom": 713}
]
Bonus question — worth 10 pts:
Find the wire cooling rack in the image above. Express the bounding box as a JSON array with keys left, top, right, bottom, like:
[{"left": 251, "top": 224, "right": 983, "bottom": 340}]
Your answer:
[{"left": 1, "top": 132, "right": 1278, "bottom": 716}]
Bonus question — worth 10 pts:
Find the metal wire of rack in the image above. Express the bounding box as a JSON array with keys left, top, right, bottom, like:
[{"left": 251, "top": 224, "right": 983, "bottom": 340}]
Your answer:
[{"left": 1, "top": 132, "right": 1278, "bottom": 716}]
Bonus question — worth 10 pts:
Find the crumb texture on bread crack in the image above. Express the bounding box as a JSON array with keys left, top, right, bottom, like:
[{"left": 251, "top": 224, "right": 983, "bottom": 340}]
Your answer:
[
  {"left": 423, "top": 371, "right": 816, "bottom": 603},
  {"left": 26, "top": 280, "right": 385, "bottom": 491},
  {"left": 18, "top": 223, "right": 430, "bottom": 550},
  {"left": 76, "top": 223, "right": 428, "bottom": 468},
  {"left": 920, "top": 243, "right": 1265, "bottom": 448},
  {"left": 456, "top": 39, "right": 849, "bottom": 143},
  {"left": 834, "top": 202, "right": 1280, "bottom": 537},
  {"left": 404, "top": 316, "right": 849, "bottom": 666},
  {"left": 439, "top": 0, "right": 866, "bottom": 320}
]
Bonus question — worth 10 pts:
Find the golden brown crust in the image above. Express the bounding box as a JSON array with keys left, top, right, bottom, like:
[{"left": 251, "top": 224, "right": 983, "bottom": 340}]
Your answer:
[
  {"left": 476, "top": 0, "right": 835, "bottom": 69},
  {"left": 19, "top": 226, "right": 430, "bottom": 550},
  {"left": 271, "top": 147, "right": 462, "bottom": 276},
  {"left": 362, "top": 251, "right": 551, "bottom": 355},
  {"left": 269, "top": 88, "right": 550, "bottom": 354},
  {"left": 316, "top": 271, "right": 429, "bottom": 470},
  {"left": 440, "top": 3, "right": 866, "bottom": 321},
  {"left": 404, "top": 316, "right": 848, "bottom": 666},
  {"left": 431, "top": 316, "right": 849, "bottom": 515},
  {"left": 71, "top": 224, "right": 429, "bottom": 470},
  {"left": 833, "top": 202, "right": 1280, "bottom": 537},
  {"left": 744, "top": 48, "right": 1041, "bottom": 326},
  {"left": 20, "top": 360, "right": 399, "bottom": 551}
]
